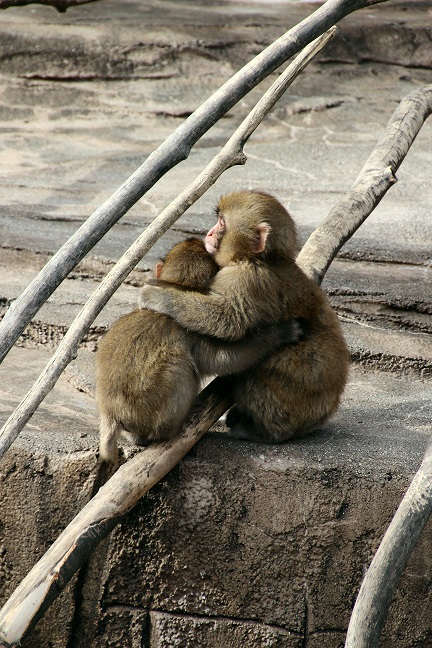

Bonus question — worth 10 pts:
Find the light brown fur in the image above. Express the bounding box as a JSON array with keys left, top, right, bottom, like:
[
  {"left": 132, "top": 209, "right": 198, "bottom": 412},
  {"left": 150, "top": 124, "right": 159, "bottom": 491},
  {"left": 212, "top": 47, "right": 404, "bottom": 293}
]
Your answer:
[{"left": 140, "top": 191, "right": 350, "bottom": 443}]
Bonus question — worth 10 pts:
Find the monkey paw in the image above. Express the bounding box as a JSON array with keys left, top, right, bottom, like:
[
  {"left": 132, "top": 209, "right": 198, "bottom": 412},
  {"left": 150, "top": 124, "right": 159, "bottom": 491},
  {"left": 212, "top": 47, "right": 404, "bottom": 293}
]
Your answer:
[
  {"left": 138, "top": 284, "right": 170, "bottom": 314},
  {"left": 228, "top": 423, "right": 263, "bottom": 443},
  {"left": 226, "top": 409, "right": 265, "bottom": 443}
]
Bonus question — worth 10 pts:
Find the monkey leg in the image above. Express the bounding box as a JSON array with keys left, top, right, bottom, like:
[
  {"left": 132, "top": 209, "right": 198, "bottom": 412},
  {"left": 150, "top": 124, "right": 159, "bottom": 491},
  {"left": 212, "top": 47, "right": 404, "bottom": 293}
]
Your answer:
[
  {"left": 227, "top": 392, "right": 332, "bottom": 443},
  {"left": 226, "top": 380, "right": 300, "bottom": 443},
  {"left": 120, "top": 430, "right": 151, "bottom": 447},
  {"left": 99, "top": 415, "right": 122, "bottom": 466}
]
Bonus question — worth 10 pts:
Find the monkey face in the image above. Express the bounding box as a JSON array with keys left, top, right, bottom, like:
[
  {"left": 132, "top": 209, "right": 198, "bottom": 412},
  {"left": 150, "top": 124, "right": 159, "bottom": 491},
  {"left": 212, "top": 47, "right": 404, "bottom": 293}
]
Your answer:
[
  {"left": 205, "top": 211, "right": 225, "bottom": 256},
  {"left": 207, "top": 191, "right": 298, "bottom": 266},
  {"left": 206, "top": 193, "right": 271, "bottom": 266}
]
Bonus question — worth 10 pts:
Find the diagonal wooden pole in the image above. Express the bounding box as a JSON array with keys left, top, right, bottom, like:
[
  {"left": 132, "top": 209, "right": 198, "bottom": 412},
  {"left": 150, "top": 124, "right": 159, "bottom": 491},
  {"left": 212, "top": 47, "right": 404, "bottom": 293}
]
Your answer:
[{"left": 345, "top": 438, "right": 432, "bottom": 648}]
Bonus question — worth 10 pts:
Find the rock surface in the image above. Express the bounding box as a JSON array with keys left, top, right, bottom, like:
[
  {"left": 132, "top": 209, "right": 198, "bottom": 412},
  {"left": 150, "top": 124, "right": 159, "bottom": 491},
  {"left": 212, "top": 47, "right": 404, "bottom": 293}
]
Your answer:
[{"left": 0, "top": 0, "right": 431, "bottom": 646}]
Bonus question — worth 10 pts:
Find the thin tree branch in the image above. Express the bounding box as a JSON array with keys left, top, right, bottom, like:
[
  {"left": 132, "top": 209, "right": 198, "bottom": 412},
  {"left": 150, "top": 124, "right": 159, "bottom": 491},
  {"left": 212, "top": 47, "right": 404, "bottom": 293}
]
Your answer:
[
  {"left": 0, "top": 0, "right": 388, "bottom": 365},
  {"left": 297, "top": 84, "right": 432, "bottom": 284},
  {"left": 345, "top": 439, "right": 432, "bottom": 648},
  {"left": 0, "top": 30, "right": 335, "bottom": 462}
]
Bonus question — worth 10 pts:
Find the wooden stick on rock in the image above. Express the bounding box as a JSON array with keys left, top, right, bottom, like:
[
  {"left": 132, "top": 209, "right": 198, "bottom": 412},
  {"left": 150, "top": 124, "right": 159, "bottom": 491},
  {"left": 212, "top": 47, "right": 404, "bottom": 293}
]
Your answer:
[{"left": 345, "top": 439, "right": 432, "bottom": 648}]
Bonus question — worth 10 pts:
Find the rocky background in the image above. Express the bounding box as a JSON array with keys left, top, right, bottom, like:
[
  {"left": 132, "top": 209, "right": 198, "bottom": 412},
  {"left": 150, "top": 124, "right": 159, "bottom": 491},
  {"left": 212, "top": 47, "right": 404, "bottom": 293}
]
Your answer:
[{"left": 0, "top": 1, "right": 431, "bottom": 646}]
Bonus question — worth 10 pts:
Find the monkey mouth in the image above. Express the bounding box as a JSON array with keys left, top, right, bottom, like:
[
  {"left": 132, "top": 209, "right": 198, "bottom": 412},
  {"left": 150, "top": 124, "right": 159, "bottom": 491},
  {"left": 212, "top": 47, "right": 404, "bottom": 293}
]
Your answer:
[{"left": 204, "top": 240, "right": 217, "bottom": 255}]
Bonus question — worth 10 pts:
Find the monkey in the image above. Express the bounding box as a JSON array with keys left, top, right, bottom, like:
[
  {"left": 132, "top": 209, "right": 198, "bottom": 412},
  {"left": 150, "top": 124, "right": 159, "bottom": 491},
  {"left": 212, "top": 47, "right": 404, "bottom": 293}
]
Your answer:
[
  {"left": 95, "top": 237, "right": 301, "bottom": 466},
  {"left": 139, "top": 191, "right": 350, "bottom": 443}
]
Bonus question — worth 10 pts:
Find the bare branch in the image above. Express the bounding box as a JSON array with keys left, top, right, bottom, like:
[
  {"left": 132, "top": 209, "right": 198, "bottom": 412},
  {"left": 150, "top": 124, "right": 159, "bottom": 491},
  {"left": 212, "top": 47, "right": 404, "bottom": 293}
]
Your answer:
[
  {"left": 0, "top": 0, "right": 388, "bottom": 364},
  {"left": 297, "top": 84, "right": 432, "bottom": 285},
  {"left": 0, "top": 31, "right": 335, "bottom": 462},
  {"left": 345, "top": 440, "right": 432, "bottom": 648}
]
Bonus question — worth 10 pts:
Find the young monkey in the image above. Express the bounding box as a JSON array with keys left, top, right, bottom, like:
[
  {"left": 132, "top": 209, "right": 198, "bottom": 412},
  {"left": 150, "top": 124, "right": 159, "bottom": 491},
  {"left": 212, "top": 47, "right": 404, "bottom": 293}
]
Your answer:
[
  {"left": 140, "top": 191, "right": 350, "bottom": 443},
  {"left": 96, "top": 237, "right": 300, "bottom": 466}
]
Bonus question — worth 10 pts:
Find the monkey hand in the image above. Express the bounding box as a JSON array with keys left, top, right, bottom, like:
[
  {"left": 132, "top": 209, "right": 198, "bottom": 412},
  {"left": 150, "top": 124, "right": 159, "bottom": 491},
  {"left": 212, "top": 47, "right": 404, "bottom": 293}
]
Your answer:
[
  {"left": 257, "top": 319, "right": 302, "bottom": 348},
  {"left": 139, "top": 284, "right": 173, "bottom": 316}
]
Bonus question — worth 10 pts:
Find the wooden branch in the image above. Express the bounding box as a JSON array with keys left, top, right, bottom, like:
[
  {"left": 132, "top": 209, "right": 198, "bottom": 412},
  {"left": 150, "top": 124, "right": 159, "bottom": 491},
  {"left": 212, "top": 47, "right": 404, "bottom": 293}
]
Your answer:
[
  {"left": 297, "top": 84, "right": 432, "bottom": 285},
  {"left": 345, "top": 439, "right": 432, "bottom": 648},
  {"left": 0, "top": 31, "right": 335, "bottom": 461},
  {"left": 0, "top": 378, "right": 233, "bottom": 647},
  {"left": 0, "top": 0, "right": 388, "bottom": 365}
]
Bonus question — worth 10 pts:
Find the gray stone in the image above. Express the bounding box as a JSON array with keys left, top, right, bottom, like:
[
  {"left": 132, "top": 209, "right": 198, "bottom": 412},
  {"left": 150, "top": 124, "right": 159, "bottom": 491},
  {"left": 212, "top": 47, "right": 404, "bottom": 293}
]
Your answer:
[
  {"left": 149, "top": 611, "right": 303, "bottom": 648},
  {"left": 70, "top": 366, "right": 432, "bottom": 647}
]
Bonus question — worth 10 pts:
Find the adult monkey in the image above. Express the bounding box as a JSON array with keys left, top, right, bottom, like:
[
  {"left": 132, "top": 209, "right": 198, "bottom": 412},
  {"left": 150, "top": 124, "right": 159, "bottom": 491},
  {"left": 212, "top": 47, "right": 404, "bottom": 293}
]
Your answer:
[{"left": 140, "top": 191, "right": 349, "bottom": 443}]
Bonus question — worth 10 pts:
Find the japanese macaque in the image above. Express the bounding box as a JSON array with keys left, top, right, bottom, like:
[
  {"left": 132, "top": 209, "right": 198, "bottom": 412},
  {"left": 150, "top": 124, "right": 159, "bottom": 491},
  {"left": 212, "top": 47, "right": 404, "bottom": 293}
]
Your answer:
[
  {"left": 139, "top": 191, "right": 350, "bottom": 443},
  {"left": 96, "top": 237, "right": 300, "bottom": 466}
]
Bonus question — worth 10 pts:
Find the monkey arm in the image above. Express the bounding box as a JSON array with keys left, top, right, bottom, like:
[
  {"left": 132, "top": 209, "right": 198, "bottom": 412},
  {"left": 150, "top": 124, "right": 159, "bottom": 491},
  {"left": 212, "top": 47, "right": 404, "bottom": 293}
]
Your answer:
[
  {"left": 139, "top": 284, "right": 260, "bottom": 340},
  {"left": 140, "top": 264, "right": 281, "bottom": 341},
  {"left": 192, "top": 319, "right": 301, "bottom": 376}
]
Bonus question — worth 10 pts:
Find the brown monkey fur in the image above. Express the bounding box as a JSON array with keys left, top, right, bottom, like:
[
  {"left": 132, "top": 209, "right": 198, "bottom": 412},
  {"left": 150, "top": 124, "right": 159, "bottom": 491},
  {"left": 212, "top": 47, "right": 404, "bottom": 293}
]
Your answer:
[
  {"left": 140, "top": 191, "right": 350, "bottom": 443},
  {"left": 96, "top": 237, "right": 300, "bottom": 465}
]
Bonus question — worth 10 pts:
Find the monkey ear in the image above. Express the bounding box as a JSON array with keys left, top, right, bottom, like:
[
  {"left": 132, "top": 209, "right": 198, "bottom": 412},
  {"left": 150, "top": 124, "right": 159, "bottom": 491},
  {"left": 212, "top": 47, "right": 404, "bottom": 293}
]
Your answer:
[
  {"left": 252, "top": 222, "right": 270, "bottom": 254},
  {"left": 155, "top": 261, "right": 164, "bottom": 279}
]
